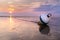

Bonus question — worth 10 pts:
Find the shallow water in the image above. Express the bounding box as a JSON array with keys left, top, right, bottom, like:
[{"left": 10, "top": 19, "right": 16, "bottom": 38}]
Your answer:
[{"left": 0, "top": 16, "right": 60, "bottom": 40}]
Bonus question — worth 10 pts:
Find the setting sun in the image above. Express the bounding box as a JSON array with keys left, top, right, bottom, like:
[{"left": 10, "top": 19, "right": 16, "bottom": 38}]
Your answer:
[
  {"left": 8, "top": 7, "right": 15, "bottom": 13},
  {"left": 8, "top": 5, "right": 15, "bottom": 13}
]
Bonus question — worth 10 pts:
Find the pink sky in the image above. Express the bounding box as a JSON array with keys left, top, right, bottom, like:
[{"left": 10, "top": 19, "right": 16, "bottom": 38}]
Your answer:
[{"left": 0, "top": 0, "right": 60, "bottom": 16}]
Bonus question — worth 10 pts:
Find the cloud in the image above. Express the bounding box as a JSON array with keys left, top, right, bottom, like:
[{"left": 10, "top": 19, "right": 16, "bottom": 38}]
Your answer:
[
  {"left": 34, "top": 5, "right": 60, "bottom": 14},
  {"left": 0, "top": 0, "right": 60, "bottom": 10},
  {"left": 0, "top": 0, "right": 60, "bottom": 5},
  {"left": 34, "top": 5, "right": 53, "bottom": 11}
]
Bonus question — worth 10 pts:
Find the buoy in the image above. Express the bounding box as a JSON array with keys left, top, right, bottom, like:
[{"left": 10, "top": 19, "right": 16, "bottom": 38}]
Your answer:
[{"left": 40, "top": 13, "right": 52, "bottom": 24}]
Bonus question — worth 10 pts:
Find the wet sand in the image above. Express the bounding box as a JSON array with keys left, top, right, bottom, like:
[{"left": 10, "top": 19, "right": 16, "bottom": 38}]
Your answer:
[{"left": 0, "top": 16, "right": 60, "bottom": 40}]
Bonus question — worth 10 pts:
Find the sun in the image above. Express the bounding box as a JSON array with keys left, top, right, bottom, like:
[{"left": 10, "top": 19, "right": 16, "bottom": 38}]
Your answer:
[
  {"left": 8, "top": 5, "right": 15, "bottom": 13},
  {"left": 8, "top": 7, "right": 15, "bottom": 13}
]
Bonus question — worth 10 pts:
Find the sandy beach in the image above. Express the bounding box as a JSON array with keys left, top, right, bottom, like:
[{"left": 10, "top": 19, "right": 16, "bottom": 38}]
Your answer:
[{"left": 0, "top": 16, "right": 60, "bottom": 40}]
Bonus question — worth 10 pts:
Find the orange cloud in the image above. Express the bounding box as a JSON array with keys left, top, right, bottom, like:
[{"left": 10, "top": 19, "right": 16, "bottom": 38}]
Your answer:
[{"left": 0, "top": 0, "right": 43, "bottom": 12}]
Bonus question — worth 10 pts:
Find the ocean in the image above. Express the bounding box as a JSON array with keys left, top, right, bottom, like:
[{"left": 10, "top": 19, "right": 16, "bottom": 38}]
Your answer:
[{"left": 0, "top": 16, "right": 60, "bottom": 40}]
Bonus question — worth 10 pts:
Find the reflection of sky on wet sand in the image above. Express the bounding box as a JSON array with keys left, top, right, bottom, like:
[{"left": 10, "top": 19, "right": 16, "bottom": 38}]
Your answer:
[
  {"left": 0, "top": 17, "right": 60, "bottom": 40},
  {"left": 0, "top": 17, "right": 39, "bottom": 40},
  {"left": 0, "top": 17, "right": 10, "bottom": 32}
]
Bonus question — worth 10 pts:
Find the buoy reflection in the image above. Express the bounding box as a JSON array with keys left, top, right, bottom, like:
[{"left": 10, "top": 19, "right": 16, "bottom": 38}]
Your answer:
[{"left": 38, "top": 23, "right": 50, "bottom": 35}]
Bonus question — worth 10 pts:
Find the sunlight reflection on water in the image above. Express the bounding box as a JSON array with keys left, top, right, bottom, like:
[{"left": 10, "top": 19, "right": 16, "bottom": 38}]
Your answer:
[{"left": 0, "top": 16, "right": 60, "bottom": 40}]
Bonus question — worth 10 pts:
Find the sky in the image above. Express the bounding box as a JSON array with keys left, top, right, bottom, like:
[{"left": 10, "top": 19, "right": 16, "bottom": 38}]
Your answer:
[{"left": 0, "top": 0, "right": 60, "bottom": 16}]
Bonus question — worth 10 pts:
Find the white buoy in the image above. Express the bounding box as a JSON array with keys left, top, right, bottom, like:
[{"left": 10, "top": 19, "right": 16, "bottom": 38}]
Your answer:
[{"left": 40, "top": 13, "right": 52, "bottom": 24}]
